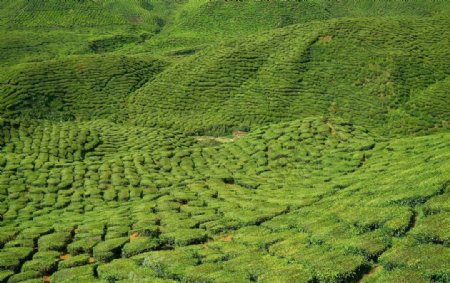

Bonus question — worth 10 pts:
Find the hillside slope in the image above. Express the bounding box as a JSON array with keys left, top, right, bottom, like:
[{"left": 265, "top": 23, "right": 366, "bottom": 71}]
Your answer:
[
  {"left": 133, "top": 0, "right": 450, "bottom": 55},
  {"left": 0, "top": 55, "right": 165, "bottom": 121},
  {"left": 2, "top": 0, "right": 449, "bottom": 65},
  {"left": 130, "top": 16, "right": 450, "bottom": 136},
  {"left": 0, "top": 116, "right": 448, "bottom": 282},
  {"left": 0, "top": 1, "right": 449, "bottom": 283},
  {"left": 0, "top": 0, "right": 177, "bottom": 66}
]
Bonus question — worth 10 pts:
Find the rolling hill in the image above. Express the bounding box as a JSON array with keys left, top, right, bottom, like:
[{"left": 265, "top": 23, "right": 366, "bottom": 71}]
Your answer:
[{"left": 0, "top": 1, "right": 449, "bottom": 283}]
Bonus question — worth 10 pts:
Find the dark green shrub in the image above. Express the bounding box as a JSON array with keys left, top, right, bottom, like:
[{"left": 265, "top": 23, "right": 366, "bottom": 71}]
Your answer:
[
  {"left": 67, "top": 237, "right": 101, "bottom": 255},
  {"left": 131, "top": 221, "right": 159, "bottom": 237},
  {"left": 97, "top": 258, "right": 156, "bottom": 281},
  {"left": 140, "top": 248, "right": 199, "bottom": 278},
  {"left": 0, "top": 247, "right": 33, "bottom": 271},
  {"left": 4, "top": 238, "right": 34, "bottom": 248},
  {"left": 58, "top": 254, "right": 90, "bottom": 269},
  {"left": 37, "top": 232, "right": 70, "bottom": 251},
  {"left": 232, "top": 226, "right": 290, "bottom": 249},
  {"left": 21, "top": 256, "right": 59, "bottom": 275},
  {"left": 6, "top": 271, "right": 40, "bottom": 283},
  {"left": 285, "top": 246, "right": 368, "bottom": 282},
  {"left": 0, "top": 228, "right": 17, "bottom": 247},
  {"left": 258, "top": 264, "right": 313, "bottom": 283},
  {"left": 410, "top": 213, "right": 450, "bottom": 245},
  {"left": 379, "top": 238, "right": 449, "bottom": 277},
  {"left": 51, "top": 265, "right": 96, "bottom": 283},
  {"left": 422, "top": 194, "right": 450, "bottom": 215},
  {"left": 222, "top": 252, "right": 289, "bottom": 280},
  {"left": 17, "top": 227, "right": 53, "bottom": 241},
  {"left": 105, "top": 226, "right": 129, "bottom": 240},
  {"left": 182, "top": 263, "right": 249, "bottom": 283},
  {"left": 33, "top": 251, "right": 61, "bottom": 259},
  {"left": 14, "top": 279, "right": 43, "bottom": 283},
  {"left": 0, "top": 270, "right": 13, "bottom": 281},
  {"left": 122, "top": 237, "right": 160, "bottom": 258},
  {"left": 160, "top": 229, "right": 208, "bottom": 247},
  {"left": 93, "top": 237, "right": 128, "bottom": 263}
]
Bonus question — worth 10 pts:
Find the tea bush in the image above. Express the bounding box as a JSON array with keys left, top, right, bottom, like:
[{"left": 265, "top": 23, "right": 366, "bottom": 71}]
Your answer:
[
  {"left": 0, "top": 1, "right": 449, "bottom": 282},
  {"left": 122, "top": 237, "right": 159, "bottom": 258},
  {"left": 21, "top": 252, "right": 59, "bottom": 275},
  {"left": 51, "top": 265, "right": 96, "bottom": 283},
  {"left": 57, "top": 254, "right": 90, "bottom": 270},
  {"left": 93, "top": 237, "right": 129, "bottom": 263},
  {"left": 97, "top": 258, "right": 156, "bottom": 282},
  {"left": 5, "top": 271, "right": 41, "bottom": 283}
]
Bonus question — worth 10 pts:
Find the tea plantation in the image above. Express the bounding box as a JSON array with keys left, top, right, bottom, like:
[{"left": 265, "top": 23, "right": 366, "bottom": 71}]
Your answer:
[{"left": 0, "top": 1, "right": 449, "bottom": 282}]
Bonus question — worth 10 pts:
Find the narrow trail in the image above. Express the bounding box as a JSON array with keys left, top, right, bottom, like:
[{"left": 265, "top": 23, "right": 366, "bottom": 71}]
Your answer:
[
  {"left": 408, "top": 211, "right": 418, "bottom": 231},
  {"left": 357, "top": 265, "right": 382, "bottom": 283}
]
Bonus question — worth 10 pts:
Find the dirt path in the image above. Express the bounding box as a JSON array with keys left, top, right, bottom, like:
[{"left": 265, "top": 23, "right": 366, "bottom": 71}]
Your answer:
[{"left": 357, "top": 265, "right": 382, "bottom": 283}]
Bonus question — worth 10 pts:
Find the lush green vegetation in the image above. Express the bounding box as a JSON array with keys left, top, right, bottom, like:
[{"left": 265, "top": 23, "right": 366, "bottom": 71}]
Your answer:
[{"left": 0, "top": 1, "right": 449, "bottom": 282}]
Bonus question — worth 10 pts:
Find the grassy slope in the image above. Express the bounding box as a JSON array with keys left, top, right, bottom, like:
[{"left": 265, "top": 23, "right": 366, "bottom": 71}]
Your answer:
[
  {"left": 0, "top": 0, "right": 177, "bottom": 66},
  {"left": 130, "top": 16, "right": 450, "bottom": 136},
  {"left": 0, "top": 117, "right": 448, "bottom": 282},
  {"left": 0, "top": 1, "right": 449, "bottom": 282},
  {"left": 0, "top": 55, "right": 165, "bottom": 121},
  {"left": 135, "top": 0, "right": 450, "bottom": 55}
]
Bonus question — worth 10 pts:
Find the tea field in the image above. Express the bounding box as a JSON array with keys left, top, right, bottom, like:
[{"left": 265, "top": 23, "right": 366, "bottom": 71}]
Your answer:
[{"left": 0, "top": 1, "right": 449, "bottom": 283}]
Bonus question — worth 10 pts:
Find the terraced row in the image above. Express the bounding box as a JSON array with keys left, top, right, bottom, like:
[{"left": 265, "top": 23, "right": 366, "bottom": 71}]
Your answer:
[
  {"left": 130, "top": 17, "right": 450, "bottom": 136},
  {"left": 0, "top": 117, "right": 448, "bottom": 282},
  {"left": 0, "top": 55, "right": 165, "bottom": 121}
]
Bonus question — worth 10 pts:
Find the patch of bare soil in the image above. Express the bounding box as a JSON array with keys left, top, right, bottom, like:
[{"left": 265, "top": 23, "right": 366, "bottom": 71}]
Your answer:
[
  {"left": 357, "top": 265, "right": 382, "bottom": 283},
  {"left": 319, "top": 35, "right": 333, "bottom": 43},
  {"left": 326, "top": 122, "right": 337, "bottom": 137},
  {"left": 129, "top": 232, "right": 140, "bottom": 241},
  {"left": 222, "top": 235, "right": 233, "bottom": 242},
  {"left": 60, "top": 254, "right": 71, "bottom": 260},
  {"left": 195, "top": 136, "right": 235, "bottom": 143},
  {"left": 88, "top": 257, "right": 96, "bottom": 264}
]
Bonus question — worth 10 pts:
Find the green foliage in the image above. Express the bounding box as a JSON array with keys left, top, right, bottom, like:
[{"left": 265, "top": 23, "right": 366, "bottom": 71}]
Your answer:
[
  {"left": 258, "top": 264, "right": 313, "bottom": 283},
  {"left": 51, "top": 265, "right": 96, "bottom": 283},
  {"left": 160, "top": 229, "right": 208, "bottom": 247},
  {"left": 140, "top": 248, "right": 199, "bottom": 278},
  {"left": 0, "top": 228, "right": 16, "bottom": 247},
  {"left": 97, "top": 258, "right": 156, "bottom": 281},
  {"left": 93, "top": 237, "right": 128, "bottom": 263},
  {"left": 410, "top": 212, "right": 450, "bottom": 245},
  {"left": 0, "top": 247, "right": 33, "bottom": 271},
  {"left": 6, "top": 271, "right": 40, "bottom": 283},
  {"left": 379, "top": 238, "right": 450, "bottom": 281},
  {"left": 37, "top": 232, "right": 71, "bottom": 252},
  {"left": 0, "top": 1, "right": 449, "bottom": 281},
  {"left": 1, "top": 56, "right": 165, "bottom": 122},
  {"left": 122, "top": 237, "right": 159, "bottom": 258},
  {"left": 58, "top": 254, "right": 90, "bottom": 270},
  {"left": 67, "top": 237, "right": 101, "bottom": 256},
  {"left": 129, "top": 16, "right": 450, "bottom": 136},
  {"left": 0, "top": 270, "right": 13, "bottom": 282},
  {"left": 423, "top": 193, "right": 450, "bottom": 214},
  {"left": 21, "top": 256, "right": 58, "bottom": 275}
]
